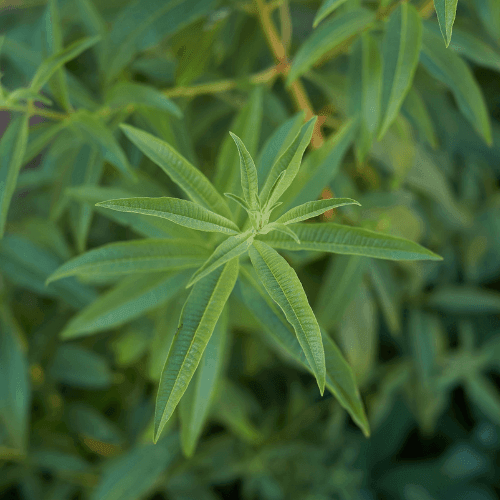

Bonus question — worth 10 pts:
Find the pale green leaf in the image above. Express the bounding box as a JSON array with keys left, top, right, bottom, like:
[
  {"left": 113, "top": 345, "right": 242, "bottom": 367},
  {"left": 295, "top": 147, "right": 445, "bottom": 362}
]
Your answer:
[
  {"left": 90, "top": 437, "right": 179, "bottom": 500},
  {"left": 30, "top": 35, "right": 100, "bottom": 92},
  {"left": 420, "top": 24, "right": 492, "bottom": 145},
  {"left": 154, "top": 259, "right": 239, "bottom": 443},
  {"left": 105, "top": 81, "right": 182, "bottom": 118},
  {"left": 236, "top": 268, "right": 369, "bottom": 436},
  {"left": 60, "top": 271, "right": 190, "bottom": 339},
  {"left": 0, "top": 305, "right": 30, "bottom": 450},
  {"left": 433, "top": 0, "right": 458, "bottom": 47},
  {"left": 180, "top": 308, "right": 228, "bottom": 457},
  {"left": 287, "top": 8, "right": 375, "bottom": 84},
  {"left": 120, "top": 124, "right": 231, "bottom": 218},
  {"left": 261, "top": 222, "right": 443, "bottom": 260},
  {"left": 213, "top": 87, "right": 264, "bottom": 206},
  {"left": 248, "top": 241, "right": 326, "bottom": 394},
  {"left": 0, "top": 114, "right": 28, "bottom": 238},
  {"left": 72, "top": 111, "right": 136, "bottom": 179},
  {"left": 47, "top": 239, "right": 211, "bottom": 284},
  {"left": 224, "top": 192, "right": 250, "bottom": 211},
  {"left": 96, "top": 197, "right": 240, "bottom": 234},
  {"left": 257, "top": 111, "right": 305, "bottom": 185},
  {"left": 263, "top": 222, "right": 301, "bottom": 244},
  {"left": 276, "top": 198, "right": 359, "bottom": 225},
  {"left": 259, "top": 118, "right": 316, "bottom": 209},
  {"left": 378, "top": 3, "right": 422, "bottom": 140},
  {"left": 187, "top": 231, "right": 254, "bottom": 288},
  {"left": 313, "top": 0, "right": 349, "bottom": 28},
  {"left": 229, "top": 132, "right": 259, "bottom": 210}
]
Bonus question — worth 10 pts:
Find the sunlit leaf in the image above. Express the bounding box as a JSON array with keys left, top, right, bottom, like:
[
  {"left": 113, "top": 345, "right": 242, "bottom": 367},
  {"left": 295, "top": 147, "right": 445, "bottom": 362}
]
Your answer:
[
  {"left": 154, "top": 259, "right": 239, "bottom": 443},
  {"left": 120, "top": 124, "right": 231, "bottom": 218},
  {"left": 261, "top": 222, "right": 443, "bottom": 260},
  {"left": 96, "top": 197, "right": 240, "bottom": 234},
  {"left": 313, "top": 0, "right": 349, "bottom": 28},
  {"left": 276, "top": 198, "right": 359, "bottom": 225},
  {"left": 249, "top": 241, "right": 326, "bottom": 394}
]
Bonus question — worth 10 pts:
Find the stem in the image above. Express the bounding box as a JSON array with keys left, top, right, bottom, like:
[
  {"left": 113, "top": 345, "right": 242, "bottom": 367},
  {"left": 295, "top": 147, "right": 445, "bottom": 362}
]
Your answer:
[{"left": 0, "top": 104, "right": 68, "bottom": 121}]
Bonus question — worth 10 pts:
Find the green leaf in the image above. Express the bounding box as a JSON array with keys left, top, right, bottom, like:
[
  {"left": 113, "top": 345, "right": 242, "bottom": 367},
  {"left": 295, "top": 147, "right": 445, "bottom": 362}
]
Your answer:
[
  {"left": 466, "top": 375, "right": 500, "bottom": 427},
  {"left": 287, "top": 8, "right": 375, "bottom": 84},
  {"left": 315, "top": 254, "right": 367, "bottom": 328},
  {"left": 180, "top": 308, "right": 228, "bottom": 457},
  {"left": 72, "top": 111, "right": 136, "bottom": 180},
  {"left": 420, "top": 24, "right": 492, "bottom": 145},
  {"left": 154, "top": 259, "right": 239, "bottom": 443},
  {"left": 229, "top": 132, "right": 259, "bottom": 210},
  {"left": 426, "top": 286, "right": 500, "bottom": 314},
  {"left": 313, "top": 0, "right": 349, "bottom": 28},
  {"left": 105, "top": 81, "right": 182, "bottom": 118},
  {"left": 280, "top": 117, "right": 358, "bottom": 211},
  {"left": 44, "top": 0, "right": 70, "bottom": 110},
  {"left": 47, "top": 239, "right": 211, "bottom": 284},
  {"left": 120, "top": 124, "right": 231, "bottom": 218},
  {"left": 22, "top": 121, "right": 66, "bottom": 166},
  {"left": 50, "top": 345, "right": 112, "bottom": 389},
  {"left": 0, "top": 305, "right": 30, "bottom": 450},
  {"left": 236, "top": 268, "right": 369, "bottom": 436},
  {"left": 257, "top": 111, "right": 305, "bottom": 186},
  {"left": 214, "top": 87, "right": 264, "bottom": 201},
  {"left": 433, "top": 0, "right": 458, "bottom": 47},
  {"left": 402, "top": 87, "right": 438, "bottom": 149},
  {"left": 96, "top": 197, "right": 240, "bottom": 234},
  {"left": 276, "top": 198, "right": 359, "bottom": 225},
  {"left": 187, "top": 231, "right": 254, "bottom": 288},
  {"left": 103, "top": 0, "right": 216, "bottom": 84},
  {"left": 60, "top": 271, "right": 190, "bottom": 339},
  {"left": 261, "top": 222, "right": 443, "bottom": 260},
  {"left": 90, "top": 438, "right": 179, "bottom": 500},
  {"left": 378, "top": 3, "right": 422, "bottom": 140},
  {"left": 259, "top": 117, "right": 316, "bottom": 209},
  {"left": 0, "top": 113, "right": 28, "bottom": 238},
  {"left": 248, "top": 241, "right": 326, "bottom": 394},
  {"left": 30, "top": 35, "right": 100, "bottom": 92},
  {"left": 263, "top": 222, "right": 301, "bottom": 244}
]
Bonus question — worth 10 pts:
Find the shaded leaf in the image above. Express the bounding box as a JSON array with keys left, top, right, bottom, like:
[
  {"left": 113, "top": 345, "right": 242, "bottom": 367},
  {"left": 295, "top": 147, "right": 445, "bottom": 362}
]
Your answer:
[
  {"left": 313, "top": 0, "right": 349, "bottom": 28},
  {"left": 433, "top": 0, "right": 458, "bottom": 47}
]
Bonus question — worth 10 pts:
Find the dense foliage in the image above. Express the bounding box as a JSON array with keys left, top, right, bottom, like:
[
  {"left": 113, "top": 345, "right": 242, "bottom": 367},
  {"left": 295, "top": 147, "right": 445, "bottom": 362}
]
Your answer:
[{"left": 1, "top": 0, "right": 500, "bottom": 499}]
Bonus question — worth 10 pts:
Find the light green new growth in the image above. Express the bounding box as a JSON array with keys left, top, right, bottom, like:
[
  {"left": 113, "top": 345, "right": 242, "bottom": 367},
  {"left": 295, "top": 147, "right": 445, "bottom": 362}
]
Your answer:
[{"left": 49, "top": 119, "right": 441, "bottom": 444}]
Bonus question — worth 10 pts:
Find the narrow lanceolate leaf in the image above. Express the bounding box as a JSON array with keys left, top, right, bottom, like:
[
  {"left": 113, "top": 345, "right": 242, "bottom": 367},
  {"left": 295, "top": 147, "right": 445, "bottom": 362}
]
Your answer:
[
  {"left": 47, "top": 239, "right": 211, "bottom": 283},
  {"left": 30, "top": 36, "right": 100, "bottom": 92},
  {"left": 236, "top": 268, "right": 369, "bottom": 436},
  {"left": 378, "top": 3, "right": 422, "bottom": 140},
  {"left": 402, "top": 87, "right": 438, "bottom": 149},
  {"left": 264, "top": 223, "right": 301, "bottom": 244},
  {"left": 120, "top": 124, "right": 231, "bottom": 218},
  {"left": 180, "top": 308, "right": 228, "bottom": 457},
  {"left": 248, "top": 241, "right": 326, "bottom": 394},
  {"left": 287, "top": 8, "right": 375, "bottom": 84},
  {"left": 72, "top": 111, "right": 136, "bottom": 180},
  {"left": 0, "top": 305, "right": 31, "bottom": 450},
  {"left": 261, "top": 222, "right": 443, "bottom": 261},
  {"left": 276, "top": 198, "right": 360, "bottom": 225},
  {"left": 420, "top": 24, "right": 492, "bottom": 145},
  {"left": 105, "top": 81, "right": 182, "bottom": 118},
  {"left": 154, "top": 259, "right": 239, "bottom": 443},
  {"left": 313, "top": 0, "right": 349, "bottom": 28},
  {"left": 0, "top": 114, "right": 28, "bottom": 238},
  {"left": 187, "top": 231, "right": 254, "bottom": 288},
  {"left": 434, "top": 0, "right": 459, "bottom": 47},
  {"left": 229, "top": 132, "right": 259, "bottom": 210},
  {"left": 60, "top": 271, "right": 190, "bottom": 339},
  {"left": 96, "top": 197, "right": 240, "bottom": 234},
  {"left": 260, "top": 118, "right": 316, "bottom": 209}
]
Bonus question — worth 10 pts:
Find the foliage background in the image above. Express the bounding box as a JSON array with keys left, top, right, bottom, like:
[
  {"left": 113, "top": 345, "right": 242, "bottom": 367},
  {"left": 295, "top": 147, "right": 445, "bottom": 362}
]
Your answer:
[{"left": 1, "top": 0, "right": 500, "bottom": 499}]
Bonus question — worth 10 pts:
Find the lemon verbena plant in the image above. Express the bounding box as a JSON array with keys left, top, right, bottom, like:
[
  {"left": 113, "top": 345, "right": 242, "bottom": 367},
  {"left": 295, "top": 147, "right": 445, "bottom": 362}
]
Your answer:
[{"left": 47, "top": 116, "right": 441, "bottom": 447}]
